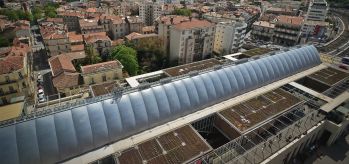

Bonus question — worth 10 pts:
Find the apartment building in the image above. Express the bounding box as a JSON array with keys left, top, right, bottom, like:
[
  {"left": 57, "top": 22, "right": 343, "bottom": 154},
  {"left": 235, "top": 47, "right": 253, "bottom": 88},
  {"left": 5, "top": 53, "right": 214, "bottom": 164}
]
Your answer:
[
  {"left": 273, "top": 15, "right": 304, "bottom": 46},
  {"left": 214, "top": 21, "right": 247, "bottom": 55},
  {"left": 0, "top": 43, "right": 32, "bottom": 106},
  {"left": 251, "top": 21, "right": 275, "bottom": 41},
  {"left": 40, "top": 23, "right": 71, "bottom": 56},
  {"left": 79, "top": 19, "right": 105, "bottom": 34},
  {"left": 139, "top": 1, "right": 163, "bottom": 26},
  {"left": 306, "top": 0, "right": 328, "bottom": 22},
  {"left": 170, "top": 19, "right": 215, "bottom": 65},
  {"left": 301, "top": 0, "right": 329, "bottom": 39},
  {"left": 126, "top": 16, "right": 144, "bottom": 34},
  {"left": 83, "top": 32, "right": 112, "bottom": 57},
  {"left": 81, "top": 60, "right": 123, "bottom": 86},
  {"left": 156, "top": 15, "right": 190, "bottom": 56},
  {"left": 59, "top": 11, "right": 85, "bottom": 32}
]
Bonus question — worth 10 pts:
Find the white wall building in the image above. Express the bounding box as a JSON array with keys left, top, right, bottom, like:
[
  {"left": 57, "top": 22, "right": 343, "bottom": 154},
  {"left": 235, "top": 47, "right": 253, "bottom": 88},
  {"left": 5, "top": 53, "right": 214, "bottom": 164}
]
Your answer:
[
  {"left": 139, "top": 1, "right": 163, "bottom": 26},
  {"left": 306, "top": 0, "right": 328, "bottom": 22},
  {"left": 214, "top": 21, "right": 247, "bottom": 55},
  {"left": 169, "top": 19, "right": 215, "bottom": 65}
]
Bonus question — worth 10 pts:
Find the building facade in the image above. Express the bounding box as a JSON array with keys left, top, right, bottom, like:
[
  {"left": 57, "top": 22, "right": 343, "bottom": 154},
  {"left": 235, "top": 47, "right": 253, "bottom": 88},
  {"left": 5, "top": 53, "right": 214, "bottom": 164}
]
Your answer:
[
  {"left": 306, "top": 0, "right": 328, "bottom": 22},
  {"left": 139, "top": 1, "right": 163, "bottom": 26},
  {"left": 81, "top": 60, "right": 123, "bottom": 86},
  {"left": 169, "top": 19, "right": 215, "bottom": 65},
  {"left": 213, "top": 21, "right": 247, "bottom": 55},
  {"left": 273, "top": 15, "right": 304, "bottom": 46},
  {"left": 251, "top": 21, "right": 275, "bottom": 41}
]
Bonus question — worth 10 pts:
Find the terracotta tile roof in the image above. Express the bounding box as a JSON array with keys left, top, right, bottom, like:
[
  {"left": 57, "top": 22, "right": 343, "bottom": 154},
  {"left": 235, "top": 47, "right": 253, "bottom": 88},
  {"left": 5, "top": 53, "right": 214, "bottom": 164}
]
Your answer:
[
  {"left": 158, "top": 15, "right": 190, "bottom": 25},
  {"left": 79, "top": 19, "right": 99, "bottom": 28},
  {"left": 174, "top": 19, "right": 214, "bottom": 30},
  {"left": 81, "top": 60, "right": 122, "bottom": 74},
  {"left": 68, "top": 32, "right": 83, "bottom": 43},
  {"left": 48, "top": 55, "right": 76, "bottom": 76},
  {"left": 125, "top": 32, "right": 157, "bottom": 41},
  {"left": 0, "top": 56, "right": 24, "bottom": 75},
  {"left": 52, "top": 72, "right": 80, "bottom": 89},
  {"left": 46, "top": 18, "right": 64, "bottom": 23},
  {"left": 71, "top": 44, "right": 85, "bottom": 52},
  {"left": 112, "top": 39, "right": 124, "bottom": 46},
  {"left": 277, "top": 15, "right": 304, "bottom": 26},
  {"left": 142, "top": 26, "right": 155, "bottom": 33},
  {"left": 84, "top": 34, "right": 111, "bottom": 43},
  {"left": 61, "top": 51, "right": 86, "bottom": 60}
]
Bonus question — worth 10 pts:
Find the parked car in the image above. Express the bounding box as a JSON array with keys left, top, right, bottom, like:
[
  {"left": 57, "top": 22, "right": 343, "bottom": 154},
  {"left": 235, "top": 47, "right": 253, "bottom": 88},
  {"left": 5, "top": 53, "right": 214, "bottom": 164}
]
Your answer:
[
  {"left": 38, "top": 97, "right": 46, "bottom": 103},
  {"left": 38, "top": 89, "right": 44, "bottom": 94}
]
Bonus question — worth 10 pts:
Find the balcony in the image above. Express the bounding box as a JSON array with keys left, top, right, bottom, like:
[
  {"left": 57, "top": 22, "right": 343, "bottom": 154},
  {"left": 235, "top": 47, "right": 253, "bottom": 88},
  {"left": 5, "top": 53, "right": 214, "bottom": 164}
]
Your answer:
[{"left": 0, "top": 90, "right": 18, "bottom": 96}]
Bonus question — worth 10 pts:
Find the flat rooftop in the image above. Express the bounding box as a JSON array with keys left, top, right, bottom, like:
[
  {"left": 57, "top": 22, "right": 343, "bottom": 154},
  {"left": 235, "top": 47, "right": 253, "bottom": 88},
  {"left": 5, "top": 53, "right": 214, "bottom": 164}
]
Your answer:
[
  {"left": 308, "top": 67, "right": 349, "bottom": 86},
  {"left": 116, "top": 125, "right": 211, "bottom": 164},
  {"left": 90, "top": 81, "right": 118, "bottom": 97},
  {"left": 219, "top": 88, "right": 301, "bottom": 132},
  {"left": 163, "top": 59, "right": 222, "bottom": 77},
  {"left": 241, "top": 48, "right": 272, "bottom": 57}
]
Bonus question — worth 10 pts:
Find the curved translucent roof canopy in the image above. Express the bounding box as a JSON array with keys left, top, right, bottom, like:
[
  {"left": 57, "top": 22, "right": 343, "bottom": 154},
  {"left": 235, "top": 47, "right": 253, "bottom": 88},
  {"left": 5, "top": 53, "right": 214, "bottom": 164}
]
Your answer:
[{"left": 0, "top": 45, "right": 321, "bottom": 164}]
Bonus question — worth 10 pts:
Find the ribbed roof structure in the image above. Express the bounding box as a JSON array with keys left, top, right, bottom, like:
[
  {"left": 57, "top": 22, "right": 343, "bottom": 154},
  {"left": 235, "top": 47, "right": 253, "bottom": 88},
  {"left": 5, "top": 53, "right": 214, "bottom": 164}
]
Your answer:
[{"left": 0, "top": 45, "right": 321, "bottom": 164}]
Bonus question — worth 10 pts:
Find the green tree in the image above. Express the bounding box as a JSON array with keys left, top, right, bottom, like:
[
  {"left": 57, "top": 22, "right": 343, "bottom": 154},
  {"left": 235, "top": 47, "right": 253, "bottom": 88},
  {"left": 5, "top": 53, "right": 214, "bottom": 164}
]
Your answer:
[
  {"left": 0, "top": 36, "right": 10, "bottom": 47},
  {"left": 85, "top": 45, "right": 102, "bottom": 65},
  {"left": 110, "top": 45, "right": 139, "bottom": 76},
  {"left": 6, "top": 10, "right": 19, "bottom": 21},
  {"left": 174, "top": 8, "right": 192, "bottom": 16}
]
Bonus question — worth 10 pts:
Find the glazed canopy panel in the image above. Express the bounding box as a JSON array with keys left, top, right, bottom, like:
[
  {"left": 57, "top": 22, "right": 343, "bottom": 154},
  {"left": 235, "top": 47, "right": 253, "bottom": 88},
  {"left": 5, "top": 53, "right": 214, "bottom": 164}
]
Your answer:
[{"left": 0, "top": 46, "right": 321, "bottom": 164}]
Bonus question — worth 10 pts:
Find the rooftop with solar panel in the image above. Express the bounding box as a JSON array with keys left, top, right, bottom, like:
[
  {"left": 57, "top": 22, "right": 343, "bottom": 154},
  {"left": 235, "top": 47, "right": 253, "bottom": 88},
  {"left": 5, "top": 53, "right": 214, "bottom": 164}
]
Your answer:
[{"left": 0, "top": 45, "right": 349, "bottom": 164}]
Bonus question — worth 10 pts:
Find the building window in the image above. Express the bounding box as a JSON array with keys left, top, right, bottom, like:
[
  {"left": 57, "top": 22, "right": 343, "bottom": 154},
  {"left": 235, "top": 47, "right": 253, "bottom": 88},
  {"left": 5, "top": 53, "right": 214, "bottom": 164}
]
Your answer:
[
  {"left": 90, "top": 78, "right": 95, "bottom": 84},
  {"left": 5, "top": 76, "right": 10, "bottom": 82},
  {"left": 9, "top": 86, "right": 14, "bottom": 92},
  {"left": 102, "top": 75, "right": 107, "bottom": 82}
]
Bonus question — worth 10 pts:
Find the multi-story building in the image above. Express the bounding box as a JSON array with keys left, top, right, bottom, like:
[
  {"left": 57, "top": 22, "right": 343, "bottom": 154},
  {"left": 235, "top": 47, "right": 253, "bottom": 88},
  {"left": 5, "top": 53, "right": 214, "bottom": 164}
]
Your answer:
[
  {"left": 214, "top": 21, "right": 247, "bottom": 55},
  {"left": 126, "top": 16, "right": 144, "bottom": 34},
  {"left": 251, "top": 21, "right": 275, "bottom": 41},
  {"left": 169, "top": 19, "right": 215, "bottom": 65},
  {"left": 83, "top": 32, "right": 112, "bottom": 57},
  {"left": 156, "top": 15, "right": 189, "bottom": 57},
  {"left": 59, "top": 11, "right": 85, "bottom": 32},
  {"left": 2, "top": 45, "right": 349, "bottom": 164},
  {"left": 0, "top": 44, "right": 32, "bottom": 106},
  {"left": 273, "top": 15, "right": 304, "bottom": 46},
  {"left": 301, "top": 0, "right": 329, "bottom": 40},
  {"left": 79, "top": 19, "right": 105, "bottom": 35},
  {"left": 139, "top": 1, "right": 163, "bottom": 26},
  {"left": 81, "top": 60, "right": 123, "bottom": 86},
  {"left": 40, "top": 23, "right": 71, "bottom": 56},
  {"left": 306, "top": 0, "right": 328, "bottom": 22}
]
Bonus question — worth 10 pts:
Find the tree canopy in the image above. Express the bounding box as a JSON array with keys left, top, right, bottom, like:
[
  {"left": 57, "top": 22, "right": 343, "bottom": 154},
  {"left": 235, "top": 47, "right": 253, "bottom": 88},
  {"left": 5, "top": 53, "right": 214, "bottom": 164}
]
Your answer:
[
  {"left": 110, "top": 45, "right": 139, "bottom": 76},
  {"left": 173, "top": 8, "right": 192, "bottom": 16},
  {"left": 85, "top": 45, "right": 102, "bottom": 65},
  {"left": 0, "top": 9, "right": 33, "bottom": 21}
]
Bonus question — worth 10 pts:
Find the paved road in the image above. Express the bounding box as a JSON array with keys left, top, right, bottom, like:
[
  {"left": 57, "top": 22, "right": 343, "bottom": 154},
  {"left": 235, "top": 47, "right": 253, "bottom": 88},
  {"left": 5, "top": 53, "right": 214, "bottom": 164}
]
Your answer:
[{"left": 305, "top": 134, "right": 349, "bottom": 164}]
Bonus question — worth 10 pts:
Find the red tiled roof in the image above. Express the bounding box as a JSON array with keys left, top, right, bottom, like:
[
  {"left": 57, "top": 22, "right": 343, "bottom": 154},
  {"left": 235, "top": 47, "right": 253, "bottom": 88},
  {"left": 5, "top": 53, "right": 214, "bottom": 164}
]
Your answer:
[
  {"left": 0, "top": 56, "right": 24, "bottom": 75},
  {"left": 81, "top": 60, "right": 122, "bottom": 74},
  {"left": 52, "top": 72, "right": 80, "bottom": 89},
  {"left": 48, "top": 55, "right": 76, "bottom": 76},
  {"left": 277, "top": 15, "right": 304, "bottom": 26},
  {"left": 68, "top": 32, "right": 83, "bottom": 43},
  {"left": 71, "top": 44, "right": 85, "bottom": 52},
  {"left": 158, "top": 15, "right": 190, "bottom": 25},
  {"left": 174, "top": 19, "right": 214, "bottom": 30}
]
